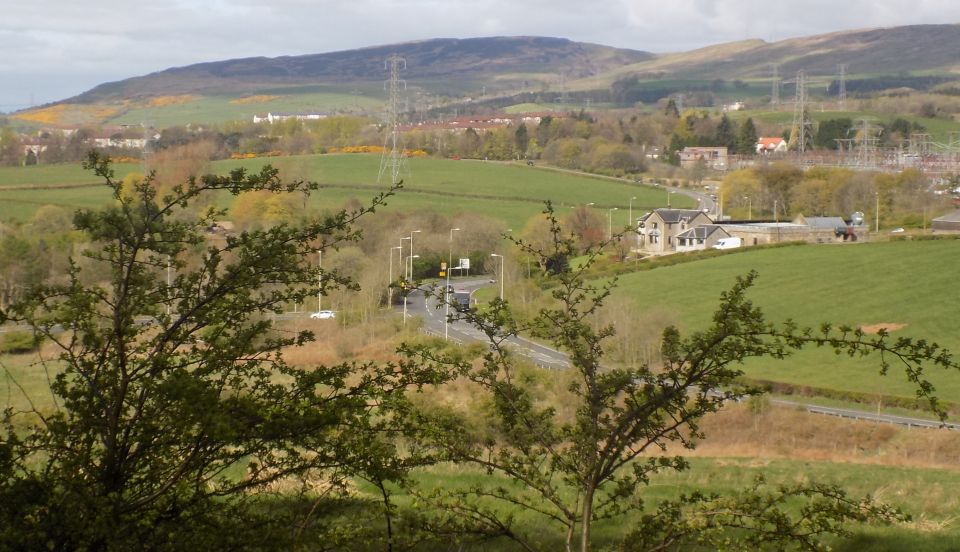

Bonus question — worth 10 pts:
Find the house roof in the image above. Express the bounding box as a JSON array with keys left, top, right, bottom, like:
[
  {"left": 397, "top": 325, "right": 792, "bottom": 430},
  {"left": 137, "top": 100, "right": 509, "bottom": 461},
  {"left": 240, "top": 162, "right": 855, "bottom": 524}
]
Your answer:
[
  {"left": 757, "top": 137, "right": 786, "bottom": 149},
  {"left": 933, "top": 210, "right": 960, "bottom": 223},
  {"left": 675, "top": 225, "right": 729, "bottom": 240},
  {"left": 640, "top": 208, "right": 712, "bottom": 225},
  {"left": 797, "top": 215, "right": 846, "bottom": 229}
]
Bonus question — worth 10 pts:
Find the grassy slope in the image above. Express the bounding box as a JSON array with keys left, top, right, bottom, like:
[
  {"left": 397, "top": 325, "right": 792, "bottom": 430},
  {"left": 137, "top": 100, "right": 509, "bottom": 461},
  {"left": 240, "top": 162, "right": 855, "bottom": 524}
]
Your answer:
[
  {"left": 734, "top": 109, "right": 960, "bottom": 143},
  {"left": 615, "top": 240, "right": 960, "bottom": 401},
  {"left": 0, "top": 162, "right": 140, "bottom": 187},
  {"left": 108, "top": 92, "right": 383, "bottom": 127},
  {"left": 223, "top": 154, "right": 689, "bottom": 229},
  {"left": 399, "top": 458, "right": 960, "bottom": 550},
  {"left": 0, "top": 154, "right": 693, "bottom": 227}
]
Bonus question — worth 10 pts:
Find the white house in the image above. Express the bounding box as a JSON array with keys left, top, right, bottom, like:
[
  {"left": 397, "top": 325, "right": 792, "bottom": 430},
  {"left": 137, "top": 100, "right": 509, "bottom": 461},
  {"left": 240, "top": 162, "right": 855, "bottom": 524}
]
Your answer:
[
  {"left": 638, "top": 209, "right": 715, "bottom": 254},
  {"left": 253, "top": 112, "right": 327, "bottom": 124},
  {"left": 756, "top": 137, "right": 788, "bottom": 154}
]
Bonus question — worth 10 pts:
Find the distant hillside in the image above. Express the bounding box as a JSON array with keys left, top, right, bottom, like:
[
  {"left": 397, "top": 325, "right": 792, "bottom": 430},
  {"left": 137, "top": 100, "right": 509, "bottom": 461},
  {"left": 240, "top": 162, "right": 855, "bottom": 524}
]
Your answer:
[
  {"left": 72, "top": 37, "right": 653, "bottom": 103},
  {"left": 16, "top": 25, "right": 960, "bottom": 128},
  {"left": 609, "top": 24, "right": 960, "bottom": 80}
]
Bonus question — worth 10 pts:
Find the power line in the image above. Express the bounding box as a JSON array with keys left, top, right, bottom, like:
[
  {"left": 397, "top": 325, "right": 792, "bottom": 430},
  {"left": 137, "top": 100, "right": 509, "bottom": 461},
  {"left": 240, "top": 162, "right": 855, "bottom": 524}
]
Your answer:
[
  {"left": 790, "top": 70, "right": 812, "bottom": 153},
  {"left": 771, "top": 64, "right": 781, "bottom": 108},
  {"left": 378, "top": 54, "right": 407, "bottom": 186},
  {"left": 837, "top": 64, "right": 848, "bottom": 110}
]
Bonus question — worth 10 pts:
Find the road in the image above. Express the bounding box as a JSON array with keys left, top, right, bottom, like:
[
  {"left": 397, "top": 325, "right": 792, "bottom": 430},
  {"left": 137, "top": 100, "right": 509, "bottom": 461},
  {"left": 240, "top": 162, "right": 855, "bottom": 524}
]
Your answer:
[
  {"left": 403, "top": 278, "right": 570, "bottom": 370},
  {"left": 399, "top": 279, "right": 958, "bottom": 431},
  {"left": 3, "top": 286, "right": 953, "bottom": 430}
]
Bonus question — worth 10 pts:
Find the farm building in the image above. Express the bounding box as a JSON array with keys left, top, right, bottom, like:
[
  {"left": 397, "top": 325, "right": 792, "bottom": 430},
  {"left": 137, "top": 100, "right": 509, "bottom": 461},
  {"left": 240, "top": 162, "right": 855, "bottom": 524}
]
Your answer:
[{"left": 932, "top": 210, "right": 960, "bottom": 233}]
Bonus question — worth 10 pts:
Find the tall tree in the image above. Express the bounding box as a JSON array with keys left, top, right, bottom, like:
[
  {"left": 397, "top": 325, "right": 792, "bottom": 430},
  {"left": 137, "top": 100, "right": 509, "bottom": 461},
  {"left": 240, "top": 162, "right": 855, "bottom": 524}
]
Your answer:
[
  {"left": 737, "top": 117, "right": 759, "bottom": 155},
  {"left": 0, "top": 127, "right": 21, "bottom": 166},
  {"left": 715, "top": 114, "right": 737, "bottom": 153},
  {"left": 515, "top": 123, "right": 530, "bottom": 155},
  {"left": 0, "top": 153, "right": 435, "bottom": 549}
]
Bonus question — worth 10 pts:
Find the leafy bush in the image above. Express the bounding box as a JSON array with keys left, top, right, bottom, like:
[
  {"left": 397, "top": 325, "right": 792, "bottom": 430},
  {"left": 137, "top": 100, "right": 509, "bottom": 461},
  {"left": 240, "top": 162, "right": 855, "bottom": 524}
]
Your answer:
[{"left": 0, "top": 331, "right": 38, "bottom": 354}]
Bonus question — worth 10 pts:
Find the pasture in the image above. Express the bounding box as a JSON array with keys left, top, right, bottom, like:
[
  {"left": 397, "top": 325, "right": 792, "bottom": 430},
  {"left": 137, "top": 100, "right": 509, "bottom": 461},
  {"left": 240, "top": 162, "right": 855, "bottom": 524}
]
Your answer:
[
  {"left": 109, "top": 91, "right": 384, "bottom": 127},
  {"left": 614, "top": 240, "right": 960, "bottom": 402},
  {"left": 383, "top": 458, "right": 960, "bottom": 551},
  {"left": 0, "top": 154, "right": 690, "bottom": 229}
]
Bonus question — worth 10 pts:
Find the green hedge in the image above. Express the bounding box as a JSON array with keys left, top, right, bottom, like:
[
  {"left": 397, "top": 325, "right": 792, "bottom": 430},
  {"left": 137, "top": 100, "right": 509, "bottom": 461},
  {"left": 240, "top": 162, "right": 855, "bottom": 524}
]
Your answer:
[{"left": 0, "top": 331, "right": 39, "bottom": 354}]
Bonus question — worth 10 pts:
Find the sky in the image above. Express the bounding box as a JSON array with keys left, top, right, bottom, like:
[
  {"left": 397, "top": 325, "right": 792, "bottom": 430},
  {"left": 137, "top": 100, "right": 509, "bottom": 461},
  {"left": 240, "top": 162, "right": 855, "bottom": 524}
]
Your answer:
[{"left": 2, "top": 0, "right": 960, "bottom": 112}]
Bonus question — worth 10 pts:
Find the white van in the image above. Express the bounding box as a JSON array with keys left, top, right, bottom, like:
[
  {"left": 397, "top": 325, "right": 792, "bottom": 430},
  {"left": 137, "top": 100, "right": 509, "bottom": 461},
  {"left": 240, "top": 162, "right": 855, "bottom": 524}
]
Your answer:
[{"left": 712, "top": 237, "right": 742, "bottom": 250}]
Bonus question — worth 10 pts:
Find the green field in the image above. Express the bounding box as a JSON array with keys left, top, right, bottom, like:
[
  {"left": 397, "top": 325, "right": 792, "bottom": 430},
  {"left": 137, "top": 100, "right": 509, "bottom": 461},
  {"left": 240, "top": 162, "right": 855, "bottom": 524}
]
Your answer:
[
  {"left": 614, "top": 240, "right": 960, "bottom": 402},
  {"left": 734, "top": 109, "right": 960, "bottom": 143},
  {"left": 0, "top": 154, "right": 692, "bottom": 228},
  {"left": 393, "top": 458, "right": 960, "bottom": 550},
  {"left": 108, "top": 92, "right": 384, "bottom": 127},
  {"left": 0, "top": 162, "right": 140, "bottom": 188}
]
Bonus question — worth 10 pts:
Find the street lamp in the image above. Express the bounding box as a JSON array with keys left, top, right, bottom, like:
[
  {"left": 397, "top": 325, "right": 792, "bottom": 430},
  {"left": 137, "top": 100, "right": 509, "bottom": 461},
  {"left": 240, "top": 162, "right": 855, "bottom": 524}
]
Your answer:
[
  {"left": 445, "top": 227, "right": 460, "bottom": 340},
  {"left": 667, "top": 190, "right": 676, "bottom": 208},
  {"left": 403, "top": 254, "right": 420, "bottom": 326},
  {"left": 743, "top": 196, "right": 752, "bottom": 220},
  {"left": 607, "top": 207, "right": 618, "bottom": 240},
  {"left": 408, "top": 230, "right": 421, "bottom": 279},
  {"left": 316, "top": 249, "right": 323, "bottom": 312},
  {"left": 388, "top": 245, "right": 401, "bottom": 306},
  {"left": 166, "top": 255, "right": 172, "bottom": 316},
  {"left": 490, "top": 253, "right": 504, "bottom": 301},
  {"left": 875, "top": 191, "right": 880, "bottom": 232}
]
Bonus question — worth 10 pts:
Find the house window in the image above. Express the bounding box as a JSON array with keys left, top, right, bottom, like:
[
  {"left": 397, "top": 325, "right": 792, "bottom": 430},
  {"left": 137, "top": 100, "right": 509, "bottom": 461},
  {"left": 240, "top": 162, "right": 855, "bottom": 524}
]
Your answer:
[{"left": 697, "top": 239, "right": 704, "bottom": 244}]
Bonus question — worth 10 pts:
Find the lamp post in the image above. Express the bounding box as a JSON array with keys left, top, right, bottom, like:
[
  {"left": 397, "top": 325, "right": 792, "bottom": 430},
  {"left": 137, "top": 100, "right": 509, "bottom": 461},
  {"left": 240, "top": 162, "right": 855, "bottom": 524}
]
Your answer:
[
  {"left": 388, "top": 245, "right": 401, "bottom": 306},
  {"left": 667, "top": 190, "right": 676, "bottom": 208},
  {"left": 445, "top": 227, "right": 460, "bottom": 340},
  {"left": 166, "top": 255, "right": 172, "bottom": 316},
  {"left": 774, "top": 199, "right": 780, "bottom": 242},
  {"left": 743, "top": 196, "right": 752, "bottom": 220},
  {"left": 403, "top": 254, "right": 419, "bottom": 326},
  {"left": 607, "top": 207, "right": 618, "bottom": 240},
  {"left": 875, "top": 192, "right": 880, "bottom": 232},
  {"left": 316, "top": 249, "right": 323, "bottom": 312},
  {"left": 490, "top": 253, "right": 504, "bottom": 301},
  {"left": 408, "top": 230, "right": 421, "bottom": 279}
]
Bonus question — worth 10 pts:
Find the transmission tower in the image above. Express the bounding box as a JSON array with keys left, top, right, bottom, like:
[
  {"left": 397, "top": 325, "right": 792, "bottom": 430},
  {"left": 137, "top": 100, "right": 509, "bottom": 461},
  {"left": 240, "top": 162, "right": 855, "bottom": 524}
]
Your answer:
[
  {"left": 789, "top": 70, "right": 813, "bottom": 153},
  {"left": 837, "top": 64, "right": 848, "bottom": 110},
  {"left": 378, "top": 54, "right": 407, "bottom": 186},
  {"left": 558, "top": 72, "right": 569, "bottom": 108},
  {"left": 853, "top": 118, "right": 880, "bottom": 169},
  {"left": 771, "top": 64, "right": 781, "bottom": 107},
  {"left": 908, "top": 133, "right": 931, "bottom": 156},
  {"left": 676, "top": 93, "right": 685, "bottom": 114}
]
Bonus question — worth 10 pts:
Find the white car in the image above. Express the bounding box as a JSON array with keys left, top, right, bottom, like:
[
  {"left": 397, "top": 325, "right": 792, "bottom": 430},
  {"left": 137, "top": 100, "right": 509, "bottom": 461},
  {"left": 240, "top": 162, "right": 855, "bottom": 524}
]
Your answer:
[{"left": 310, "top": 310, "right": 336, "bottom": 319}]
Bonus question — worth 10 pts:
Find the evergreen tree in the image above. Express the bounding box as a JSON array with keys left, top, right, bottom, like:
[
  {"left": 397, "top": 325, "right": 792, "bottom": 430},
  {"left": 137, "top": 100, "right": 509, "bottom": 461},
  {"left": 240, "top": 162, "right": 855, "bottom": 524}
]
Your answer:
[
  {"left": 664, "top": 98, "right": 680, "bottom": 118},
  {"left": 514, "top": 122, "right": 529, "bottom": 155},
  {"left": 667, "top": 133, "right": 685, "bottom": 166},
  {"left": 715, "top": 114, "right": 738, "bottom": 153},
  {"left": 737, "top": 117, "right": 759, "bottom": 155}
]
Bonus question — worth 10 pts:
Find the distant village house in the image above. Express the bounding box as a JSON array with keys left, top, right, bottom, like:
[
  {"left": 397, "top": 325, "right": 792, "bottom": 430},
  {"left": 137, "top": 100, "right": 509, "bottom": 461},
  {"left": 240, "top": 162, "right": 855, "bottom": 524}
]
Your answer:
[
  {"left": 756, "top": 136, "right": 788, "bottom": 154},
  {"left": 253, "top": 112, "right": 328, "bottom": 124},
  {"left": 679, "top": 147, "right": 728, "bottom": 170}
]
